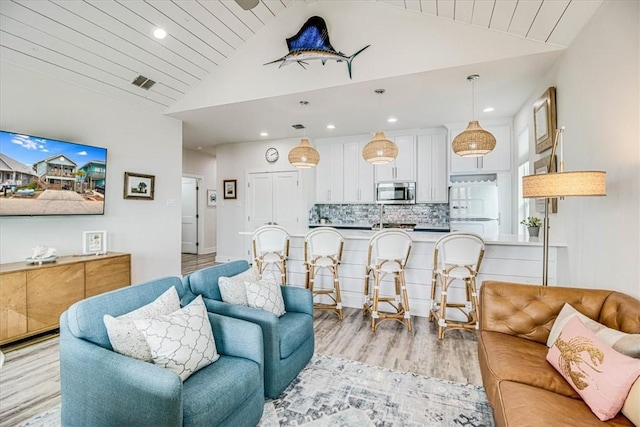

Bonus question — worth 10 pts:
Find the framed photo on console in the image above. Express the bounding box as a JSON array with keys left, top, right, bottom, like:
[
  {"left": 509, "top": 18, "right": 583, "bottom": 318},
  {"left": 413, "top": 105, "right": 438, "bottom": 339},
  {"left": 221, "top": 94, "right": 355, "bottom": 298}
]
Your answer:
[
  {"left": 533, "top": 87, "right": 557, "bottom": 154},
  {"left": 83, "top": 230, "right": 107, "bottom": 255}
]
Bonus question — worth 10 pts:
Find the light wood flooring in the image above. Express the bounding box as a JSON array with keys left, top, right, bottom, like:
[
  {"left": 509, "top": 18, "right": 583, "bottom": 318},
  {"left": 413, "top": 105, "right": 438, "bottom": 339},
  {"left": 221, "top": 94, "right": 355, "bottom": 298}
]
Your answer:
[{"left": 0, "top": 254, "right": 481, "bottom": 426}]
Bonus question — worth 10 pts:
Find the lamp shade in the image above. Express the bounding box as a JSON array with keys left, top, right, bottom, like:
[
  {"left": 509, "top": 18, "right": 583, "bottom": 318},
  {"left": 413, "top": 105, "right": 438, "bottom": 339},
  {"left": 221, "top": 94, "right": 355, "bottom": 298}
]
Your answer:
[
  {"left": 288, "top": 138, "right": 319, "bottom": 168},
  {"left": 522, "top": 171, "right": 606, "bottom": 198},
  {"left": 452, "top": 121, "right": 497, "bottom": 157},
  {"left": 362, "top": 131, "right": 398, "bottom": 164}
]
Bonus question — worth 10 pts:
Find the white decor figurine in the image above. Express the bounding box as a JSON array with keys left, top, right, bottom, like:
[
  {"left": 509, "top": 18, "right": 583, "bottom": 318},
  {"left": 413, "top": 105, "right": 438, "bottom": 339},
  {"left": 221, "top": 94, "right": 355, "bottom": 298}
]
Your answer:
[{"left": 30, "top": 245, "right": 57, "bottom": 265}]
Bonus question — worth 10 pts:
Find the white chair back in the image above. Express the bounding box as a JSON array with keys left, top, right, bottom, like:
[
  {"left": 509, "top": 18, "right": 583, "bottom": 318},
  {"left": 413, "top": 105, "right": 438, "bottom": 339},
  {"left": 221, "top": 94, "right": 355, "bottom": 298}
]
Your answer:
[
  {"left": 305, "top": 227, "right": 344, "bottom": 260},
  {"left": 368, "top": 229, "right": 412, "bottom": 267},
  {"left": 253, "top": 225, "right": 289, "bottom": 255},
  {"left": 434, "top": 232, "right": 485, "bottom": 272}
]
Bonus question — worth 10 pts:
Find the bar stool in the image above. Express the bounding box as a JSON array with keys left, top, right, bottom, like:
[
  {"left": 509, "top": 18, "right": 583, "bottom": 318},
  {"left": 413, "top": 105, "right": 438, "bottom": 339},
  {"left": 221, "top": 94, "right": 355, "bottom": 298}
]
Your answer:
[
  {"left": 429, "top": 232, "right": 485, "bottom": 340},
  {"left": 303, "top": 227, "right": 344, "bottom": 320},
  {"left": 363, "top": 229, "right": 413, "bottom": 332},
  {"left": 251, "top": 225, "right": 290, "bottom": 284}
]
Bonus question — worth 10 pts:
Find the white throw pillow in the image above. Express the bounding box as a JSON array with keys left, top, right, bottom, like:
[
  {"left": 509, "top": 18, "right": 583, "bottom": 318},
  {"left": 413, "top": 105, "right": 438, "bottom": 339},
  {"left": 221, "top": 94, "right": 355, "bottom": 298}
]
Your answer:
[
  {"left": 104, "top": 286, "right": 180, "bottom": 361},
  {"left": 134, "top": 296, "right": 220, "bottom": 381},
  {"left": 547, "top": 303, "right": 640, "bottom": 358},
  {"left": 245, "top": 279, "right": 286, "bottom": 317},
  {"left": 218, "top": 267, "right": 259, "bottom": 305}
]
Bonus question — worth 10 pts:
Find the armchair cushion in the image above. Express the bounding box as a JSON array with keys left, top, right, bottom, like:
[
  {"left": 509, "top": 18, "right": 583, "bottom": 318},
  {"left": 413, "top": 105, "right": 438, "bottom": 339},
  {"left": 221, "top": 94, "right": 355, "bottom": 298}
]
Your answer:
[
  {"left": 134, "top": 296, "right": 220, "bottom": 381},
  {"left": 245, "top": 279, "right": 286, "bottom": 317},
  {"left": 279, "top": 312, "right": 314, "bottom": 359},
  {"left": 104, "top": 286, "right": 180, "bottom": 361},
  {"left": 219, "top": 267, "right": 259, "bottom": 306}
]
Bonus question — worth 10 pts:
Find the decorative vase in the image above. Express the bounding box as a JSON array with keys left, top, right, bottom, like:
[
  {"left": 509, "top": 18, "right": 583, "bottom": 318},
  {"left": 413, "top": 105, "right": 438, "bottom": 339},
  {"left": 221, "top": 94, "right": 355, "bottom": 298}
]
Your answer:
[{"left": 527, "top": 226, "right": 540, "bottom": 237}]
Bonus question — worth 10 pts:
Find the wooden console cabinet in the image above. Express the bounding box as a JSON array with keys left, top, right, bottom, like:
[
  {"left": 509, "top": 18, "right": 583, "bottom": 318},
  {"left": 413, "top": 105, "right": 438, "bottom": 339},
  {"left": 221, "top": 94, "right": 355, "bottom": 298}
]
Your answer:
[{"left": 0, "top": 252, "right": 130, "bottom": 345}]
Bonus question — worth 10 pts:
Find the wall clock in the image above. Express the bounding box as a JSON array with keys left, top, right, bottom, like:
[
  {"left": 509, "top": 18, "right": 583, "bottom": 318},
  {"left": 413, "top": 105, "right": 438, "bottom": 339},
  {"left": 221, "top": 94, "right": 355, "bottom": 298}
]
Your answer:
[{"left": 265, "top": 147, "right": 279, "bottom": 163}]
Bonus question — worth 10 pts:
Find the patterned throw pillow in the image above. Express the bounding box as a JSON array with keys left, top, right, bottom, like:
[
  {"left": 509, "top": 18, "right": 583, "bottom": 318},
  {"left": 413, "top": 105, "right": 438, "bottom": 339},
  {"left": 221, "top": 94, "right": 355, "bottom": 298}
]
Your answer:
[
  {"left": 245, "top": 279, "right": 286, "bottom": 317},
  {"left": 134, "top": 296, "right": 220, "bottom": 381},
  {"left": 104, "top": 286, "right": 180, "bottom": 361},
  {"left": 547, "top": 316, "right": 640, "bottom": 421},
  {"left": 547, "top": 303, "right": 640, "bottom": 358},
  {"left": 219, "top": 267, "right": 260, "bottom": 305}
]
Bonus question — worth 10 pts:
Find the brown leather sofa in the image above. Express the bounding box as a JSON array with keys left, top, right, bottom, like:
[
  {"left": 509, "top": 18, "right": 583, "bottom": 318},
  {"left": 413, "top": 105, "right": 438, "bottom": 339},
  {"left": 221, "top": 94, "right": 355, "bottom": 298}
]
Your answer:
[{"left": 478, "top": 281, "right": 640, "bottom": 427}]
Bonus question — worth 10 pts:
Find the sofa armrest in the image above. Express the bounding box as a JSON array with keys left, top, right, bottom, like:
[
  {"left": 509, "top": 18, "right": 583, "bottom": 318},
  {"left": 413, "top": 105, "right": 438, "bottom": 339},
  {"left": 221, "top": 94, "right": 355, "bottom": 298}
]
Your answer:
[
  {"left": 282, "top": 285, "right": 313, "bottom": 315},
  {"left": 208, "top": 312, "right": 263, "bottom": 368},
  {"left": 60, "top": 313, "right": 183, "bottom": 427},
  {"left": 479, "top": 281, "right": 612, "bottom": 344}
]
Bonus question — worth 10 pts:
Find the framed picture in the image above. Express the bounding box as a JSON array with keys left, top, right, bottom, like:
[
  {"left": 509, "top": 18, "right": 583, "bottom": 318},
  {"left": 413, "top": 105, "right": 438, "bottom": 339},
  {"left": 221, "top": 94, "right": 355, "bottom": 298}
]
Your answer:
[
  {"left": 207, "top": 189, "right": 217, "bottom": 206},
  {"left": 124, "top": 172, "right": 155, "bottom": 200},
  {"left": 534, "top": 155, "right": 558, "bottom": 214},
  {"left": 83, "top": 230, "right": 107, "bottom": 255},
  {"left": 533, "top": 87, "right": 557, "bottom": 154},
  {"left": 223, "top": 179, "right": 237, "bottom": 199}
]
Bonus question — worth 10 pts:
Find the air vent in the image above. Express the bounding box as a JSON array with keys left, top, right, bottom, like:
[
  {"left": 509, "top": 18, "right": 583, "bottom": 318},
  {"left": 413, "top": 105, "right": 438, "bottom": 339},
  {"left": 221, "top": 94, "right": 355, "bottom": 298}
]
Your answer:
[
  {"left": 291, "top": 124, "right": 305, "bottom": 130},
  {"left": 131, "top": 75, "right": 156, "bottom": 90}
]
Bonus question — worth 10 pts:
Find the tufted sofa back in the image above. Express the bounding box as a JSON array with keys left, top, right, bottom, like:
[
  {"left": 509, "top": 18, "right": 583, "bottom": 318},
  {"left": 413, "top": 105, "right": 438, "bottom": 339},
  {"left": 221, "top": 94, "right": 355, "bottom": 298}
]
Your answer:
[{"left": 479, "top": 281, "right": 640, "bottom": 345}]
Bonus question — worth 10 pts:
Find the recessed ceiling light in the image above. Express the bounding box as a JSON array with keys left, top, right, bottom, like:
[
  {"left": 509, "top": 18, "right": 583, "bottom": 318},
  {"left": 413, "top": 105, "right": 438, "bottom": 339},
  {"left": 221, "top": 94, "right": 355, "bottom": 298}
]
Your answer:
[
  {"left": 260, "top": 132, "right": 268, "bottom": 137},
  {"left": 153, "top": 28, "right": 167, "bottom": 39},
  {"left": 483, "top": 107, "right": 495, "bottom": 112},
  {"left": 387, "top": 117, "right": 397, "bottom": 123},
  {"left": 326, "top": 124, "right": 335, "bottom": 129}
]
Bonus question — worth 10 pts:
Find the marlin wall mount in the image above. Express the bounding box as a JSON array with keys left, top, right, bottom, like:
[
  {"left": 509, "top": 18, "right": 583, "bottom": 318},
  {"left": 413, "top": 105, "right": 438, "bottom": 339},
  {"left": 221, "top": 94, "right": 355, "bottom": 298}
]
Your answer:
[{"left": 264, "top": 16, "right": 370, "bottom": 79}]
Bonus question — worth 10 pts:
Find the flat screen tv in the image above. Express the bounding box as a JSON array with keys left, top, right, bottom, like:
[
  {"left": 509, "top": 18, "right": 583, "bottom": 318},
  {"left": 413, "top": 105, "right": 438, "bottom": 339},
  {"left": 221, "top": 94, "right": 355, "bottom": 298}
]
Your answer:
[{"left": 0, "top": 130, "right": 107, "bottom": 216}]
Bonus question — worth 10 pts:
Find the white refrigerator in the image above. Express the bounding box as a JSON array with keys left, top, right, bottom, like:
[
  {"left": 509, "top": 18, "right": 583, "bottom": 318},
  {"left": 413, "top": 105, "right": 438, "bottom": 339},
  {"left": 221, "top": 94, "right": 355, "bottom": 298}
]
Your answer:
[{"left": 449, "top": 183, "right": 500, "bottom": 239}]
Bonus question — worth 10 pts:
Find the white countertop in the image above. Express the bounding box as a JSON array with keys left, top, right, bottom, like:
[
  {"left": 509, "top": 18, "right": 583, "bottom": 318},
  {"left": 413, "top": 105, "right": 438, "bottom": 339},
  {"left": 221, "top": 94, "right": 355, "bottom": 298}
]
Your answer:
[{"left": 240, "top": 228, "right": 566, "bottom": 247}]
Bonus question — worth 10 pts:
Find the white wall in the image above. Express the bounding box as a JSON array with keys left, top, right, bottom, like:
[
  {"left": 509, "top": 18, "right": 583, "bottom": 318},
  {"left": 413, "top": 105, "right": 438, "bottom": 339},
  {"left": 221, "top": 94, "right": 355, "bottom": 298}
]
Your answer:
[
  {"left": 182, "top": 148, "right": 217, "bottom": 254},
  {"left": 216, "top": 138, "right": 315, "bottom": 262},
  {"left": 0, "top": 62, "right": 183, "bottom": 283},
  {"left": 514, "top": 0, "right": 639, "bottom": 297}
]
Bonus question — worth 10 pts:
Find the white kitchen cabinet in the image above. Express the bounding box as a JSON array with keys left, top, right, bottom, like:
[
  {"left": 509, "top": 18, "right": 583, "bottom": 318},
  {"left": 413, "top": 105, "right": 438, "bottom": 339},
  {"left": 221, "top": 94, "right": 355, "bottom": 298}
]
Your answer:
[
  {"left": 449, "top": 123, "right": 512, "bottom": 174},
  {"left": 416, "top": 133, "right": 448, "bottom": 203},
  {"left": 343, "top": 141, "right": 374, "bottom": 203},
  {"left": 375, "top": 135, "right": 416, "bottom": 182},
  {"left": 316, "top": 143, "right": 344, "bottom": 203}
]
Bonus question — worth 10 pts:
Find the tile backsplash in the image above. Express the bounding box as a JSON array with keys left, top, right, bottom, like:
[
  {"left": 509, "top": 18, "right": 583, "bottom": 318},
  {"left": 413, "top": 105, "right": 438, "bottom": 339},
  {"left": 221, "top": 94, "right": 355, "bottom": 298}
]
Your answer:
[{"left": 309, "top": 203, "right": 449, "bottom": 228}]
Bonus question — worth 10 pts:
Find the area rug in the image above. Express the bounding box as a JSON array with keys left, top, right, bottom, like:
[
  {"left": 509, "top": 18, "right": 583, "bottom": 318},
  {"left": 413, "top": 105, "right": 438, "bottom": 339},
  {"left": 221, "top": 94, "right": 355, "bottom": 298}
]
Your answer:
[{"left": 19, "top": 354, "right": 494, "bottom": 426}]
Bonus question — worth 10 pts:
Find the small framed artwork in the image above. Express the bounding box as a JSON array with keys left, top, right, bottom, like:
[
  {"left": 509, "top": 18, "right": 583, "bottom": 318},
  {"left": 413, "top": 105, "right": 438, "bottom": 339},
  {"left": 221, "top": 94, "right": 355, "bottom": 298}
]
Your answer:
[
  {"left": 124, "top": 172, "right": 155, "bottom": 200},
  {"left": 533, "top": 87, "right": 557, "bottom": 154},
  {"left": 223, "top": 179, "right": 237, "bottom": 200},
  {"left": 534, "top": 155, "right": 558, "bottom": 214},
  {"left": 83, "top": 230, "right": 107, "bottom": 255},
  {"left": 207, "top": 189, "right": 217, "bottom": 206}
]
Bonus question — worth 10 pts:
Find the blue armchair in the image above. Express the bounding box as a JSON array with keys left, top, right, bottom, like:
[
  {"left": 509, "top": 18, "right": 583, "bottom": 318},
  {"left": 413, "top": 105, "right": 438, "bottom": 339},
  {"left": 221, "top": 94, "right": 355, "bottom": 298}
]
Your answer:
[
  {"left": 60, "top": 276, "right": 265, "bottom": 427},
  {"left": 184, "top": 260, "right": 314, "bottom": 399}
]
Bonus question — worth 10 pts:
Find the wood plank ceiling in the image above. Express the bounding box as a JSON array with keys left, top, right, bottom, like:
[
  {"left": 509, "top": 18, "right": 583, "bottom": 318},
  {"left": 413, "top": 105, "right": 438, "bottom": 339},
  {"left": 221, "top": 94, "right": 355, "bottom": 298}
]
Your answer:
[{"left": 0, "top": 0, "right": 600, "bottom": 113}]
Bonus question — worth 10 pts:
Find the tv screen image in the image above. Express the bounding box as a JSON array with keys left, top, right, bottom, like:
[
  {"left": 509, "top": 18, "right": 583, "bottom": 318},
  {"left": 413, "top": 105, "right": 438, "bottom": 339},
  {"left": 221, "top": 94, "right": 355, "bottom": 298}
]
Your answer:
[{"left": 0, "top": 130, "right": 107, "bottom": 216}]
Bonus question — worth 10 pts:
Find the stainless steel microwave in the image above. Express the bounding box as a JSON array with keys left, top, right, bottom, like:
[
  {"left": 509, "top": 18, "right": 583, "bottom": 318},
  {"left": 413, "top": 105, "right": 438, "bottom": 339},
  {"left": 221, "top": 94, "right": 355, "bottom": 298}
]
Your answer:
[{"left": 376, "top": 182, "right": 416, "bottom": 204}]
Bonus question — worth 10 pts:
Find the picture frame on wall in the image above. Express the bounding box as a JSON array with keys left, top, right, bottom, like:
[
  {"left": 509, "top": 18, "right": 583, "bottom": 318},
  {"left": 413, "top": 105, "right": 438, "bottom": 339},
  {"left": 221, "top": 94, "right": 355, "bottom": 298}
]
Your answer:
[
  {"left": 83, "top": 230, "right": 107, "bottom": 255},
  {"left": 123, "top": 172, "right": 155, "bottom": 200},
  {"left": 223, "top": 179, "right": 237, "bottom": 199},
  {"left": 534, "top": 155, "right": 558, "bottom": 214},
  {"left": 533, "top": 87, "right": 557, "bottom": 154},
  {"left": 207, "top": 189, "right": 217, "bottom": 206}
]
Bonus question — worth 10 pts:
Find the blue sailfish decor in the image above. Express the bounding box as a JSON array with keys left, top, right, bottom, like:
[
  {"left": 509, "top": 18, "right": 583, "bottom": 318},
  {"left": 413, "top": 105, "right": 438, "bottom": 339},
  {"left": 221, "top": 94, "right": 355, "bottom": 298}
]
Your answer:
[{"left": 264, "top": 16, "right": 370, "bottom": 79}]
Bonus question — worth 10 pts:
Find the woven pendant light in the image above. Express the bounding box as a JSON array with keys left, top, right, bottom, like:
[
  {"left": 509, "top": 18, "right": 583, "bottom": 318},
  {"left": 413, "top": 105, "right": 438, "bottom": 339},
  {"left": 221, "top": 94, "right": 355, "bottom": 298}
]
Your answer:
[
  {"left": 288, "top": 101, "right": 320, "bottom": 168},
  {"left": 452, "top": 75, "right": 496, "bottom": 157},
  {"left": 288, "top": 138, "right": 320, "bottom": 168},
  {"left": 363, "top": 89, "right": 398, "bottom": 164}
]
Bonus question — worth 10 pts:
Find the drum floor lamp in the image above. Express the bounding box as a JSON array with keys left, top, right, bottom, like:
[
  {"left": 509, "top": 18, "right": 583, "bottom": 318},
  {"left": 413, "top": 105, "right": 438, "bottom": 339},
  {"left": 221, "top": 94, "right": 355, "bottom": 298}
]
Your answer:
[{"left": 522, "top": 127, "right": 606, "bottom": 286}]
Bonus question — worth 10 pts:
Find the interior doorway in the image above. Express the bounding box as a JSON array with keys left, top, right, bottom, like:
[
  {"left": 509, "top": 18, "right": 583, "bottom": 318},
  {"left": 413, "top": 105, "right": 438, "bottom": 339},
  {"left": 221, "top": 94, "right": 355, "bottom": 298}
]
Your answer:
[{"left": 181, "top": 176, "right": 200, "bottom": 254}]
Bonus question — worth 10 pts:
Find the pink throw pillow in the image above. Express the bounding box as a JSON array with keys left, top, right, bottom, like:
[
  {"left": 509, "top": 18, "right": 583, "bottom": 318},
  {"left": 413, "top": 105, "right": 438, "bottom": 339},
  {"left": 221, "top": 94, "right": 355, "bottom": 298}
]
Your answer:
[{"left": 547, "top": 316, "right": 640, "bottom": 421}]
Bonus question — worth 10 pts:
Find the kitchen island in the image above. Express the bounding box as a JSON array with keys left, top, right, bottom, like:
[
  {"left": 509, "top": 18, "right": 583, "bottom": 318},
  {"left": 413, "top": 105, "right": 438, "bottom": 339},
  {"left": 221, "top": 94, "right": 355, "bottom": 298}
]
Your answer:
[{"left": 278, "top": 228, "right": 566, "bottom": 318}]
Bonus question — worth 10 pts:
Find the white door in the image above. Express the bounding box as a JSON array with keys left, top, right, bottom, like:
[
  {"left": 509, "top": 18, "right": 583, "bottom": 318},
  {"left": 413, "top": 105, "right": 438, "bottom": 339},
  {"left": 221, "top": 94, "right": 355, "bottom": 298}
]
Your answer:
[
  {"left": 181, "top": 177, "right": 198, "bottom": 254},
  {"left": 247, "top": 171, "right": 299, "bottom": 231}
]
